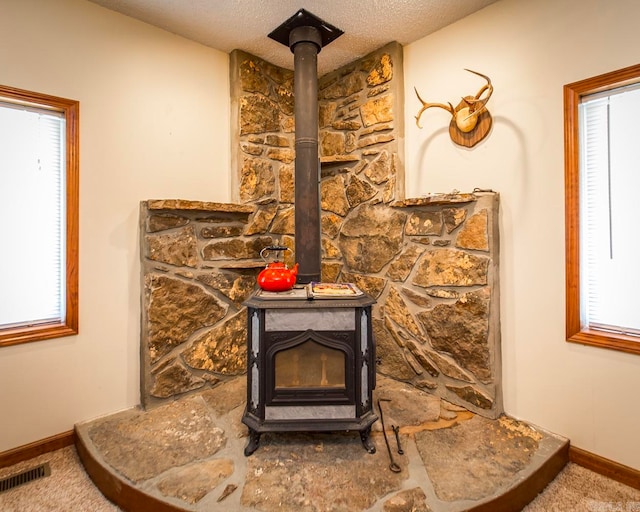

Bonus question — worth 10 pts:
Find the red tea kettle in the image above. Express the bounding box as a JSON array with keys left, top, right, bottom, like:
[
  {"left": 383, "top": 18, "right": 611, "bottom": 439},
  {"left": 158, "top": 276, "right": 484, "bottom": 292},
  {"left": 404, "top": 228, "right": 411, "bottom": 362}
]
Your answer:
[{"left": 257, "top": 244, "right": 299, "bottom": 292}]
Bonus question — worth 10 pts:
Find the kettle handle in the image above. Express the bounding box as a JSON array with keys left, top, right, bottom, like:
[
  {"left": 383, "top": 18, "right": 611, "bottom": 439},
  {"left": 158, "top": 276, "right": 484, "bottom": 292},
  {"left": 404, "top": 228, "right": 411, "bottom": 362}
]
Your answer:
[{"left": 260, "top": 245, "right": 291, "bottom": 262}]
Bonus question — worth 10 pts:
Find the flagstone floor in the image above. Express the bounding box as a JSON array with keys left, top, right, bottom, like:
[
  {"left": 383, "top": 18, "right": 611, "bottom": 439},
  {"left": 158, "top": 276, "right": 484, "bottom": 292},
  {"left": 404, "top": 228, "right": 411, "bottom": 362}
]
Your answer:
[{"left": 75, "top": 375, "right": 568, "bottom": 512}]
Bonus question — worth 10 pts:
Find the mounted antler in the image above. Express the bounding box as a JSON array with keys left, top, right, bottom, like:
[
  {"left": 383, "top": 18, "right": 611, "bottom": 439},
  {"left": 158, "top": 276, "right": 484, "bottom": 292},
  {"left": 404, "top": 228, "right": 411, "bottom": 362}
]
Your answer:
[
  {"left": 414, "top": 88, "right": 454, "bottom": 129},
  {"left": 455, "top": 69, "right": 493, "bottom": 132},
  {"left": 414, "top": 69, "right": 494, "bottom": 147}
]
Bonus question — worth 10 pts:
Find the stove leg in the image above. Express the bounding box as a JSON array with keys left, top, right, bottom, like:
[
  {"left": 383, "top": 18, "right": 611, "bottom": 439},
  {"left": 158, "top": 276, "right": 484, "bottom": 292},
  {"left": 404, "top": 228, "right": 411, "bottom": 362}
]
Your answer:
[
  {"left": 360, "top": 426, "right": 376, "bottom": 454},
  {"left": 244, "top": 428, "right": 261, "bottom": 456}
]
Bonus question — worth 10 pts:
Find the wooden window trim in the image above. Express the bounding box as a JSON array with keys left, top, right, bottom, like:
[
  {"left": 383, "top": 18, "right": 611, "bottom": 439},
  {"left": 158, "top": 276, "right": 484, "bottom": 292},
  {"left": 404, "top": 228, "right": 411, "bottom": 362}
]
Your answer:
[
  {"left": 0, "top": 85, "right": 79, "bottom": 347},
  {"left": 564, "top": 64, "right": 640, "bottom": 356}
]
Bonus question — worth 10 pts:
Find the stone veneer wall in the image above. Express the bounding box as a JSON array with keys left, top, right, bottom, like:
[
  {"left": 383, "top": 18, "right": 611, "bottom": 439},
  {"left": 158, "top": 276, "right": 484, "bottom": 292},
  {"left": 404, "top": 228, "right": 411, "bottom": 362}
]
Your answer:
[{"left": 140, "top": 42, "right": 502, "bottom": 418}]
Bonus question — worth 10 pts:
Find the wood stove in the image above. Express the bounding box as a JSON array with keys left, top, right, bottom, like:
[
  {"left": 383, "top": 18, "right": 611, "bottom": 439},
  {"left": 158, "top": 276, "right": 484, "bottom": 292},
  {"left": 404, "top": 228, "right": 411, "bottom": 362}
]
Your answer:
[
  {"left": 242, "top": 292, "right": 377, "bottom": 455},
  {"left": 240, "top": 10, "right": 378, "bottom": 456}
]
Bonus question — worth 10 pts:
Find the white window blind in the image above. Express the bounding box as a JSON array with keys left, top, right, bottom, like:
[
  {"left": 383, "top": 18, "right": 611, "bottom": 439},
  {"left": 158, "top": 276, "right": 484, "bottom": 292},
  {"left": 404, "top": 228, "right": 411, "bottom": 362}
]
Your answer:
[
  {"left": 0, "top": 101, "right": 66, "bottom": 329},
  {"left": 579, "top": 84, "right": 640, "bottom": 336}
]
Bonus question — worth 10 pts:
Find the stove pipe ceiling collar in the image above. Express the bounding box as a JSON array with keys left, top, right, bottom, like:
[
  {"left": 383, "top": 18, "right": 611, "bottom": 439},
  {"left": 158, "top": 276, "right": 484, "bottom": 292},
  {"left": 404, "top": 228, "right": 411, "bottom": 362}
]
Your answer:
[{"left": 268, "top": 10, "right": 343, "bottom": 284}]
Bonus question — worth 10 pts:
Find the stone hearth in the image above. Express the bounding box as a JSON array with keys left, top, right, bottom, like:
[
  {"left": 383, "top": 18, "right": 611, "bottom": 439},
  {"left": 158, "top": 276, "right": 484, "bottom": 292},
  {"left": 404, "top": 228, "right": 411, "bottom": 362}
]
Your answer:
[{"left": 76, "top": 376, "right": 568, "bottom": 512}]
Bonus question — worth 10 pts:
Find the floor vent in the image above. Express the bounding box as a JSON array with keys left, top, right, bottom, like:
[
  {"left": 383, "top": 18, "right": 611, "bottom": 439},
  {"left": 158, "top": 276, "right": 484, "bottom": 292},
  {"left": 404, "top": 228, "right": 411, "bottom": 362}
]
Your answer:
[{"left": 0, "top": 462, "right": 51, "bottom": 494}]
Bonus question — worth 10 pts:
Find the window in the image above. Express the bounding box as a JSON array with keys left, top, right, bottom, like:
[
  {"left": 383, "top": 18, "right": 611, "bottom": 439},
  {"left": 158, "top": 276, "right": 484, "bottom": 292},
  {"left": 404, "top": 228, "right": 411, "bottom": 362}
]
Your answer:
[
  {"left": 0, "top": 85, "right": 78, "bottom": 347},
  {"left": 564, "top": 64, "right": 640, "bottom": 355}
]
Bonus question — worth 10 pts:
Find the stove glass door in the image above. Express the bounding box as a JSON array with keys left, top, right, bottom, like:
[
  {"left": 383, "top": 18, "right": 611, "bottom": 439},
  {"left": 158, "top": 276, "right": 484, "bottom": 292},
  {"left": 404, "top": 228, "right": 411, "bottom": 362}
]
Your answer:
[{"left": 275, "top": 340, "right": 346, "bottom": 390}]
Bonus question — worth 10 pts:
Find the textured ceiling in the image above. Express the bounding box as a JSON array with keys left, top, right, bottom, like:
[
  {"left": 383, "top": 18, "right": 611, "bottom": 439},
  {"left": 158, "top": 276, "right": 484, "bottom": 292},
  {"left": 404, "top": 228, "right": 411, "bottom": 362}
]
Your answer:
[{"left": 87, "top": 0, "right": 499, "bottom": 76}]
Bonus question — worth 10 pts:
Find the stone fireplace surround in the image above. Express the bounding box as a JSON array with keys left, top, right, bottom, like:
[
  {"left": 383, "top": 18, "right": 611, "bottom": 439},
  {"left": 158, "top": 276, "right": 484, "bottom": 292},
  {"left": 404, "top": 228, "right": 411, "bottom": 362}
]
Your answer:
[
  {"left": 140, "top": 41, "right": 502, "bottom": 419},
  {"left": 71, "top": 40, "right": 574, "bottom": 512}
]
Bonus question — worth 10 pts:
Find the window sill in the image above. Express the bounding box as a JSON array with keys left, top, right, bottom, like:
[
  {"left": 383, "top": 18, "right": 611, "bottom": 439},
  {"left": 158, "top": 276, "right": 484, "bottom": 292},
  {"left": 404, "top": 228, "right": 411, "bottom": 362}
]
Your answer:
[
  {"left": 567, "top": 327, "right": 640, "bottom": 356},
  {"left": 0, "top": 322, "right": 78, "bottom": 348}
]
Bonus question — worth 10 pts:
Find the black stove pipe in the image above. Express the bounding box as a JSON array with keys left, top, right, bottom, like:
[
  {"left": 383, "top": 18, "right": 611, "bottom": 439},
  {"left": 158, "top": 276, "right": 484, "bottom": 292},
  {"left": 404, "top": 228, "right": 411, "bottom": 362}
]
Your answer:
[{"left": 289, "top": 26, "right": 322, "bottom": 284}]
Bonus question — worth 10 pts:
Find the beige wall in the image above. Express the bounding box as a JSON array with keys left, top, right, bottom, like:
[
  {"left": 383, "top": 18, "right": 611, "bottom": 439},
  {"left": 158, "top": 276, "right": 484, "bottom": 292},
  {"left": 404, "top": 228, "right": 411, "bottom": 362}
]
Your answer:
[
  {"left": 0, "top": 0, "right": 230, "bottom": 451},
  {"left": 2, "top": 0, "right": 638, "bottom": 473},
  {"left": 404, "top": 0, "right": 640, "bottom": 469}
]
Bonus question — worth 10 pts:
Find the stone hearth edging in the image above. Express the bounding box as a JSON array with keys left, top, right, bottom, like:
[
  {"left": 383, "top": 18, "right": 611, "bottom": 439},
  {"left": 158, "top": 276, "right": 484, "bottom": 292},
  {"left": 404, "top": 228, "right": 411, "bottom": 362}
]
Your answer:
[{"left": 75, "top": 376, "right": 568, "bottom": 512}]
